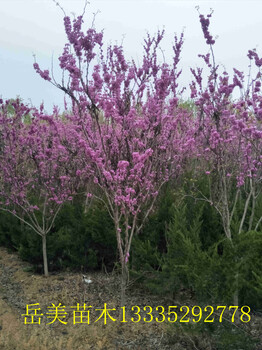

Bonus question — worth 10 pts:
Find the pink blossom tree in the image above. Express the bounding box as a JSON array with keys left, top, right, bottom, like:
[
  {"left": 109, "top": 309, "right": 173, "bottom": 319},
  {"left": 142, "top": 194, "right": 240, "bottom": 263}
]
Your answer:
[
  {"left": 190, "top": 10, "right": 262, "bottom": 240},
  {"left": 0, "top": 99, "right": 86, "bottom": 276},
  {"left": 34, "top": 9, "right": 196, "bottom": 303},
  {"left": 188, "top": 10, "right": 262, "bottom": 305}
]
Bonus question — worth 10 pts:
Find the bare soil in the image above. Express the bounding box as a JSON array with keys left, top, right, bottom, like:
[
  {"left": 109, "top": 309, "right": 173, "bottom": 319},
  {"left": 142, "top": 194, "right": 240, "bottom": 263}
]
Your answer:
[{"left": 0, "top": 247, "right": 261, "bottom": 350}]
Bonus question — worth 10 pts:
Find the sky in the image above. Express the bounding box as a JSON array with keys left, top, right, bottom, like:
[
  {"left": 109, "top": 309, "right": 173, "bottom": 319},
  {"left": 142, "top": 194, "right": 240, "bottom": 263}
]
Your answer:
[{"left": 0, "top": 0, "right": 262, "bottom": 112}]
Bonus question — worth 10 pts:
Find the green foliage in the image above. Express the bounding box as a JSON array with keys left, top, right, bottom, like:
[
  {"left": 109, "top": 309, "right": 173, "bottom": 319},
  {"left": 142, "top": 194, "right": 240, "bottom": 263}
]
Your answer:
[
  {"left": 132, "top": 185, "right": 174, "bottom": 270},
  {"left": 131, "top": 182, "right": 262, "bottom": 309},
  {"left": 131, "top": 184, "right": 224, "bottom": 301},
  {"left": 160, "top": 200, "right": 214, "bottom": 301},
  {"left": 49, "top": 198, "right": 116, "bottom": 271},
  {"left": 0, "top": 198, "right": 116, "bottom": 273},
  {"left": 1, "top": 174, "right": 262, "bottom": 311},
  {"left": 235, "top": 231, "right": 262, "bottom": 310},
  {"left": 167, "top": 320, "right": 259, "bottom": 350},
  {"left": 0, "top": 210, "right": 22, "bottom": 250}
]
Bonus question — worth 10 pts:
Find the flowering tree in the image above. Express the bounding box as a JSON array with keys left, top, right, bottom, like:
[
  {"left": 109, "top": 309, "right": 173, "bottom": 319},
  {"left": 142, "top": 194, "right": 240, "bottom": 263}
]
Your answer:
[
  {"left": 190, "top": 10, "right": 262, "bottom": 240},
  {"left": 0, "top": 99, "right": 85, "bottom": 276},
  {"left": 187, "top": 10, "right": 262, "bottom": 306},
  {"left": 33, "top": 8, "right": 196, "bottom": 303}
]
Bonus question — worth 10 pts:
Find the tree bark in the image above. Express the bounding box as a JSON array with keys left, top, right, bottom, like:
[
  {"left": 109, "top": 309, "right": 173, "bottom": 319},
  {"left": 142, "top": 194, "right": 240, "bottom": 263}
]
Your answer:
[
  {"left": 221, "top": 168, "right": 232, "bottom": 240},
  {"left": 255, "top": 215, "right": 262, "bottom": 231},
  {"left": 120, "top": 263, "right": 128, "bottom": 307},
  {"left": 248, "top": 185, "right": 256, "bottom": 231},
  {"left": 238, "top": 184, "right": 252, "bottom": 234},
  {"left": 42, "top": 234, "right": 49, "bottom": 277}
]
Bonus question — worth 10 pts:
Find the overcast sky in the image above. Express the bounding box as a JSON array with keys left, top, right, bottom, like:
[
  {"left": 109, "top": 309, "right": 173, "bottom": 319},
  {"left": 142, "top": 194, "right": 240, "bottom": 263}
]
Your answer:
[{"left": 0, "top": 0, "right": 262, "bottom": 112}]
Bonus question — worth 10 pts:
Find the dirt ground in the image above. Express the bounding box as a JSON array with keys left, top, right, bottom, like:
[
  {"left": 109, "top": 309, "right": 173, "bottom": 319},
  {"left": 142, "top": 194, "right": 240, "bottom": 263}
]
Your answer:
[{"left": 0, "top": 246, "right": 261, "bottom": 350}]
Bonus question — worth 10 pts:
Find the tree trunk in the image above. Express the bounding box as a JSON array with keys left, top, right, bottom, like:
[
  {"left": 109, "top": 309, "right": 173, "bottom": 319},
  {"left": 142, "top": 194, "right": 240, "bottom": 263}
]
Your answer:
[
  {"left": 42, "top": 234, "right": 49, "bottom": 277},
  {"left": 222, "top": 216, "right": 232, "bottom": 241},
  {"left": 248, "top": 186, "right": 256, "bottom": 231},
  {"left": 220, "top": 169, "right": 232, "bottom": 240},
  {"left": 120, "top": 263, "right": 128, "bottom": 307},
  {"left": 238, "top": 186, "right": 252, "bottom": 234}
]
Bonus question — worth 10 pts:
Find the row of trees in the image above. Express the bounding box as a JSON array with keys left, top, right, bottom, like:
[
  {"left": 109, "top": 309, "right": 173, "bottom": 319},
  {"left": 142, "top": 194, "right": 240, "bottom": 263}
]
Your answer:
[{"left": 0, "top": 7, "right": 261, "bottom": 305}]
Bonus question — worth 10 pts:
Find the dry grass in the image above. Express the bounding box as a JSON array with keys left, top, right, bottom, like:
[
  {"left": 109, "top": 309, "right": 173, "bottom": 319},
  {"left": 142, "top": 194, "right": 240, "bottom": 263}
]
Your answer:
[
  {"left": 0, "top": 247, "right": 167, "bottom": 350},
  {"left": 0, "top": 247, "right": 261, "bottom": 350}
]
